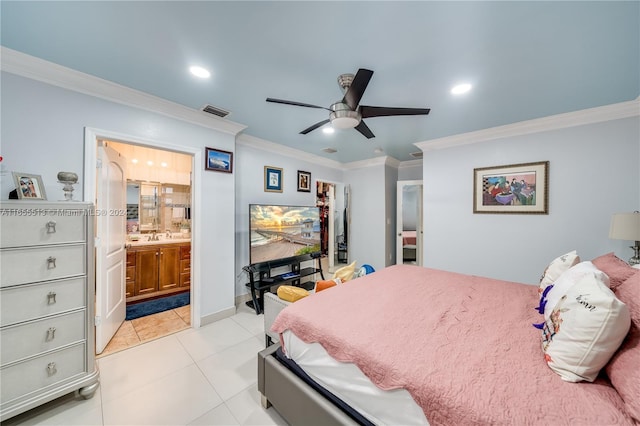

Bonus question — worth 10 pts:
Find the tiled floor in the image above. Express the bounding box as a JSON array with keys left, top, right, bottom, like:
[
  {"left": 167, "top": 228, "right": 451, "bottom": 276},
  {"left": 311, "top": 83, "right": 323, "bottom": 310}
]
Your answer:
[
  {"left": 3, "top": 304, "right": 288, "bottom": 426},
  {"left": 99, "top": 305, "right": 192, "bottom": 357}
]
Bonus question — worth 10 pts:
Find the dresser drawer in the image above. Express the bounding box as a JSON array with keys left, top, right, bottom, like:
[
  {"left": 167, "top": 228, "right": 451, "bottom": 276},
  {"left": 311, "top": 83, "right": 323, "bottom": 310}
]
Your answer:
[
  {"left": 1, "top": 277, "right": 86, "bottom": 326},
  {"left": 1, "top": 311, "right": 85, "bottom": 366},
  {"left": 0, "top": 211, "right": 86, "bottom": 248},
  {"left": 0, "top": 344, "right": 86, "bottom": 405},
  {"left": 0, "top": 244, "right": 85, "bottom": 287}
]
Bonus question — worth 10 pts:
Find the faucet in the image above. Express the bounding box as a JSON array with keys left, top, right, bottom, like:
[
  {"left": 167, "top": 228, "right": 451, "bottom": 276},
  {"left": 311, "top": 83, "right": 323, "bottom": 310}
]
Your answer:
[
  {"left": 148, "top": 231, "right": 159, "bottom": 241},
  {"left": 165, "top": 230, "right": 172, "bottom": 239}
]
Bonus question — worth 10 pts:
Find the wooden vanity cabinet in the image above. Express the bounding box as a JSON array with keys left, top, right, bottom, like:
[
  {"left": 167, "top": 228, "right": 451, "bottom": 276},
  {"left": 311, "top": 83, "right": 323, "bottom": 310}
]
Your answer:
[
  {"left": 179, "top": 245, "right": 191, "bottom": 288},
  {"left": 125, "top": 252, "right": 136, "bottom": 298},
  {"left": 159, "top": 246, "right": 180, "bottom": 291},
  {"left": 126, "top": 242, "right": 190, "bottom": 302}
]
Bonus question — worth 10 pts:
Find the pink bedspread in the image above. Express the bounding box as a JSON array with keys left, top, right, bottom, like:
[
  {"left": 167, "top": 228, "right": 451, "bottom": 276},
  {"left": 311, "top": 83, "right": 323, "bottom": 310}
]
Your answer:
[
  {"left": 402, "top": 230, "right": 416, "bottom": 245},
  {"left": 271, "top": 264, "right": 633, "bottom": 425}
]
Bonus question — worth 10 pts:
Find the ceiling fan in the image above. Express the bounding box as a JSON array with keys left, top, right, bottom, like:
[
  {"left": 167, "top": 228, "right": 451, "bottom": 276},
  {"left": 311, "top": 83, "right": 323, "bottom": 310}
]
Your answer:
[{"left": 266, "top": 68, "right": 431, "bottom": 139}]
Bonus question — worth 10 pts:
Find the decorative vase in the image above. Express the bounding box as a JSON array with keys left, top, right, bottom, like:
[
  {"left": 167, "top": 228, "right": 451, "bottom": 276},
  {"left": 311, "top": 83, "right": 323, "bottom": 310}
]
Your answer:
[{"left": 57, "top": 171, "right": 79, "bottom": 201}]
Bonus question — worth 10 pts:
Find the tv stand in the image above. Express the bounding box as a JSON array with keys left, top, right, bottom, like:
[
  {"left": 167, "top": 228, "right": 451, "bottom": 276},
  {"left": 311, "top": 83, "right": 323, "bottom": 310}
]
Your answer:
[{"left": 243, "top": 252, "right": 324, "bottom": 314}]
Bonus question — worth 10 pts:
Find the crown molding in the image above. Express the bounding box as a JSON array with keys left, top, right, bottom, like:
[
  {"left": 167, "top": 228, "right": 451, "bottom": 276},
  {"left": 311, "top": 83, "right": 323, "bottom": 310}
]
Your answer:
[
  {"left": 342, "top": 155, "right": 399, "bottom": 170},
  {"left": 398, "top": 159, "right": 422, "bottom": 169},
  {"left": 236, "top": 134, "right": 344, "bottom": 170},
  {"left": 0, "top": 47, "right": 247, "bottom": 136},
  {"left": 415, "top": 98, "right": 640, "bottom": 153}
]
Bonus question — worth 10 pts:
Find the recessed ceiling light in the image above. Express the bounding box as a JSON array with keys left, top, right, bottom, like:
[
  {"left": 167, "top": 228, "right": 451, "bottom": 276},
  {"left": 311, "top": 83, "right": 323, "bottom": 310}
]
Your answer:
[
  {"left": 322, "top": 127, "right": 335, "bottom": 134},
  {"left": 161, "top": 162, "right": 168, "bottom": 168},
  {"left": 131, "top": 158, "right": 139, "bottom": 164},
  {"left": 147, "top": 160, "right": 153, "bottom": 166},
  {"left": 189, "top": 66, "right": 211, "bottom": 79},
  {"left": 451, "top": 83, "right": 472, "bottom": 95}
]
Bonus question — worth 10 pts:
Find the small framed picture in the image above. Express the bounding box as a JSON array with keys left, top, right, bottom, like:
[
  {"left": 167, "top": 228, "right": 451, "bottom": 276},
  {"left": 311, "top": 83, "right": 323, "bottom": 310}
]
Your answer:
[
  {"left": 264, "top": 166, "right": 283, "bottom": 193},
  {"left": 13, "top": 172, "right": 47, "bottom": 200},
  {"left": 205, "top": 147, "right": 233, "bottom": 173},
  {"left": 473, "top": 161, "right": 549, "bottom": 214},
  {"left": 297, "top": 170, "right": 311, "bottom": 192}
]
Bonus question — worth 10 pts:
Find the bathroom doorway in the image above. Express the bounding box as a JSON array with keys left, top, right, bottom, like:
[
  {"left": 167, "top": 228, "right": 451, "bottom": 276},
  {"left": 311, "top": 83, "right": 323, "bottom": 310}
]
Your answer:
[{"left": 84, "top": 128, "right": 199, "bottom": 357}]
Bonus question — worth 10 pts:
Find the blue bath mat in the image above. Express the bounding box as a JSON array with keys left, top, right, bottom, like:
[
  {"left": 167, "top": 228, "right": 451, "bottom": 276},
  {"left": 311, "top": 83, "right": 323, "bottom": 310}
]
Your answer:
[{"left": 126, "top": 292, "right": 190, "bottom": 320}]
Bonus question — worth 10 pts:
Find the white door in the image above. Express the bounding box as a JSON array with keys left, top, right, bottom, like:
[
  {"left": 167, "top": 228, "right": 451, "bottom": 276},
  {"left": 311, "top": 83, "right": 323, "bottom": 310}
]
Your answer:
[
  {"left": 95, "top": 143, "right": 127, "bottom": 354},
  {"left": 396, "top": 180, "right": 423, "bottom": 266}
]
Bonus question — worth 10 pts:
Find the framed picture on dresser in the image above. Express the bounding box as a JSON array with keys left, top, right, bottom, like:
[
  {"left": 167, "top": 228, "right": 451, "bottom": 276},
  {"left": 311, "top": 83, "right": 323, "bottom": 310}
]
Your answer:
[{"left": 12, "top": 172, "right": 47, "bottom": 200}]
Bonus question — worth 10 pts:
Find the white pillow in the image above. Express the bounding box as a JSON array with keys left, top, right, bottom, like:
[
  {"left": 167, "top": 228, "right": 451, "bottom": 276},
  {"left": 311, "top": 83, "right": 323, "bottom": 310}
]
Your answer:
[
  {"left": 542, "top": 261, "right": 610, "bottom": 321},
  {"left": 539, "top": 250, "right": 580, "bottom": 293},
  {"left": 541, "top": 265, "right": 630, "bottom": 382}
]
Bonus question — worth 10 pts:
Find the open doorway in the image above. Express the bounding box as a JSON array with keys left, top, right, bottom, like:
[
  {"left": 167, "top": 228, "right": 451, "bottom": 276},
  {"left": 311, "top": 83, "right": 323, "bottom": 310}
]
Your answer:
[
  {"left": 84, "top": 128, "right": 199, "bottom": 357},
  {"left": 316, "top": 180, "right": 350, "bottom": 273},
  {"left": 396, "top": 180, "right": 423, "bottom": 266}
]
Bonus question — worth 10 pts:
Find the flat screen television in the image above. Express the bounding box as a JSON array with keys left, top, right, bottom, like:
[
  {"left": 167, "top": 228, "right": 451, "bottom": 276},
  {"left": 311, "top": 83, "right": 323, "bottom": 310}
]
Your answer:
[{"left": 249, "top": 204, "right": 321, "bottom": 264}]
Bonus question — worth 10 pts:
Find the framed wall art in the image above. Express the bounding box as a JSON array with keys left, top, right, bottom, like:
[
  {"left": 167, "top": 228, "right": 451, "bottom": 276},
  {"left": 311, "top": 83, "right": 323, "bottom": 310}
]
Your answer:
[
  {"left": 297, "top": 170, "right": 311, "bottom": 192},
  {"left": 12, "top": 172, "right": 47, "bottom": 200},
  {"left": 205, "top": 147, "right": 233, "bottom": 173},
  {"left": 473, "top": 161, "right": 549, "bottom": 214},
  {"left": 264, "top": 166, "right": 283, "bottom": 193}
]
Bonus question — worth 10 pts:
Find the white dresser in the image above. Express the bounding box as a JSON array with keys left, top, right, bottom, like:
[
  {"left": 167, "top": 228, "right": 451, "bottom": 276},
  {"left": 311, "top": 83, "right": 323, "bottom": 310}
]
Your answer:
[{"left": 0, "top": 201, "right": 99, "bottom": 421}]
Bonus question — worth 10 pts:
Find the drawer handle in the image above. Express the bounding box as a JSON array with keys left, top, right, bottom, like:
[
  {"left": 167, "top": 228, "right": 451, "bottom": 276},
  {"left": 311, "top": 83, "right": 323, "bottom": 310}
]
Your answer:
[
  {"left": 47, "top": 362, "right": 57, "bottom": 376},
  {"left": 46, "top": 221, "right": 57, "bottom": 233},
  {"left": 47, "top": 291, "right": 57, "bottom": 304},
  {"left": 46, "top": 327, "right": 57, "bottom": 341},
  {"left": 47, "top": 256, "right": 57, "bottom": 269}
]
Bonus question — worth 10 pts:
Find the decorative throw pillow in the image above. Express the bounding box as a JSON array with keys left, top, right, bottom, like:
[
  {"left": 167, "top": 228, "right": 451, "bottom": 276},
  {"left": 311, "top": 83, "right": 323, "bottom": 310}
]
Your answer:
[
  {"left": 333, "top": 261, "right": 357, "bottom": 282},
  {"left": 315, "top": 279, "right": 339, "bottom": 292},
  {"left": 539, "top": 250, "right": 580, "bottom": 294},
  {"left": 277, "top": 285, "right": 309, "bottom": 303},
  {"left": 539, "top": 262, "right": 610, "bottom": 321},
  {"left": 604, "top": 271, "right": 640, "bottom": 422},
  {"left": 540, "top": 267, "right": 630, "bottom": 382},
  {"left": 592, "top": 252, "right": 637, "bottom": 290}
]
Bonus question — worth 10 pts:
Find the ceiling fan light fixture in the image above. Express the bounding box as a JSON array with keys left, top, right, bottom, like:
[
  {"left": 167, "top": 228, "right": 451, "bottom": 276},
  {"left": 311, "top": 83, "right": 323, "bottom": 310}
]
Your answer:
[
  {"left": 451, "top": 83, "right": 472, "bottom": 95},
  {"left": 322, "top": 127, "right": 335, "bottom": 134}
]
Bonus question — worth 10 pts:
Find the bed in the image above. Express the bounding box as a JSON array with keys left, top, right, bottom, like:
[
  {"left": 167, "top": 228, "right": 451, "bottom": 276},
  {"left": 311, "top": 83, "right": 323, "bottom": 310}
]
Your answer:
[
  {"left": 258, "top": 252, "right": 640, "bottom": 425},
  {"left": 401, "top": 230, "right": 417, "bottom": 262}
]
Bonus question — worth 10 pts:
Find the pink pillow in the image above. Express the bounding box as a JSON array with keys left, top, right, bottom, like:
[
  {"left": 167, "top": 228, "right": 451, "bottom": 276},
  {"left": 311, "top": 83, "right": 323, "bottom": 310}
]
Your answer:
[
  {"left": 605, "top": 271, "right": 640, "bottom": 422},
  {"left": 592, "top": 252, "right": 636, "bottom": 290}
]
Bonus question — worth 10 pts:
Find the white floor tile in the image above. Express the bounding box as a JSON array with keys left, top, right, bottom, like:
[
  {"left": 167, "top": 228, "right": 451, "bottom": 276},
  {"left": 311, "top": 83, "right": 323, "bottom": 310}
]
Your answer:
[
  {"left": 1, "top": 388, "right": 104, "bottom": 426},
  {"left": 187, "top": 403, "right": 240, "bottom": 425},
  {"left": 196, "top": 337, "right": 263, "bottom": 401},
  {"left": 98, "top": 334, "right": 194, "bottom": 403},
  {"left": 102, "top": 364, "right": 222, "bottom": 426},
  {"left": 225, "top": 386, "right": 288, "bottom": 426},
  {"left": 230, "top": 309, "right": 265, "bottom": 337},
  {"left": 177, "top": 318, "right": 256, "bottom": 361}
]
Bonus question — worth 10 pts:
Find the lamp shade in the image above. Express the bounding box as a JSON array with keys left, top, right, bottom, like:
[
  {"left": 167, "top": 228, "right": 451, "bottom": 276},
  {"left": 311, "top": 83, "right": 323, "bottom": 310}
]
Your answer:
[{"left": 609, "top": 212, "right": 640, "bottom": 241}]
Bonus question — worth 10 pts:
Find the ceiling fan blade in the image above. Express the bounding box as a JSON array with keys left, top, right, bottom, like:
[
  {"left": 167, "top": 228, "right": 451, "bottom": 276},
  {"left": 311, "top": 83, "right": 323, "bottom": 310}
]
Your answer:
[
  {"left": 300, "top": 119, "right": 330, "bottom": 135},
  {"left": 266, "top": 98, "right": 330, "bottom": 111},
  {"left": 342, "top": 68, "right": 374, "bottom": 110},
  {"left": 354, "top": 120, "right": 375, "bottom": 139},
  {"left": 360, "top": 105, "right": 431, "bottom": 118}
]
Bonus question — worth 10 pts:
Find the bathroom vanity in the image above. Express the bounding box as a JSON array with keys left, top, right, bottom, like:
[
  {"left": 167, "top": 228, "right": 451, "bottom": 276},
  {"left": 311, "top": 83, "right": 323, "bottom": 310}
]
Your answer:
[{"left": 126, "top": 239, "right": 191, "bottom": 303}]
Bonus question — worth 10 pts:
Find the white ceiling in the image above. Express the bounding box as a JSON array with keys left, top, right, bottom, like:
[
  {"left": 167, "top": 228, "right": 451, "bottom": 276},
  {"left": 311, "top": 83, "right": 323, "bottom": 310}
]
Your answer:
[{"left": 2, "top": 1, "right": 638, "bottom": 163}]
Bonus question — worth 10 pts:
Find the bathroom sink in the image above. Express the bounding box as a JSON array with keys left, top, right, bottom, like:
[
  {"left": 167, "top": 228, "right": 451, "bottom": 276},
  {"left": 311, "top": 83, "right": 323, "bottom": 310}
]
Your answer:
[{"left": 128, "top": 238, "right": 191, "bottom": 246}]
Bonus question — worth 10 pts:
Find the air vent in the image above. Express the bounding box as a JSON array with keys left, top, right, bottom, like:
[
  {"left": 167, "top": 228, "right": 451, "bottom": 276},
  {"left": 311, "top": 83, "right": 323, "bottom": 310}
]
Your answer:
[
  {"left": 410, "top": 151, "right": 423, "bottom": 159},
  {"left": 322, "top": 147, "right": 337, "bottom": 154},
  {"left": 201, "top": 104, "right": 230, "bottom": 118}
]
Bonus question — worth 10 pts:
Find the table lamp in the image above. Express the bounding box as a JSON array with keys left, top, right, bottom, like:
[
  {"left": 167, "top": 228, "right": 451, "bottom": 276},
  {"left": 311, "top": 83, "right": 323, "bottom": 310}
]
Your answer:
[{"left": 609, "top": 212, "right": 640, "bottom": 265}]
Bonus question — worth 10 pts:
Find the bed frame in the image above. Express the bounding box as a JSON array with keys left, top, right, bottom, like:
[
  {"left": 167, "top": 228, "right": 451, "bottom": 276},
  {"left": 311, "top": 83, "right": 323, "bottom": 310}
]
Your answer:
[{"left": 258, "top": 344, "right": 360, "bottom": 425}]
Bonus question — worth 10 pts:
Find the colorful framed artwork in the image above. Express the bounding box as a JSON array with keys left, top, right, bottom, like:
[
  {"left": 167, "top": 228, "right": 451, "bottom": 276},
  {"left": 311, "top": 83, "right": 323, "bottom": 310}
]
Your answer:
[
  {"left": 12, "top": 172, "right": 47, "bottom": 200},
  {"left": 297, "top": 170, "right": 311, "bottom": 192},
  {"left": 264, "top": 166, "right": 283, "bottom": 193},
  {"left": 205, "top": 147, "right": 233, "bottom": 173},
  {"left": 473, "top": 161, "right": 549, "bottom": 214}
]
